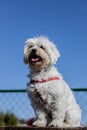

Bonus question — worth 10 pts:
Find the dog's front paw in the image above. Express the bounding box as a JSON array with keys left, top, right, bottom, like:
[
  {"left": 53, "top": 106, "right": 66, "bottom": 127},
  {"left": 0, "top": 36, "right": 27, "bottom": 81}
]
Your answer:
[
  {"left": 48, "top": 119, "right": 63, "bottom": 127},
  {"left": 33, "top": 119, "right": 46, "bottom": 127}
]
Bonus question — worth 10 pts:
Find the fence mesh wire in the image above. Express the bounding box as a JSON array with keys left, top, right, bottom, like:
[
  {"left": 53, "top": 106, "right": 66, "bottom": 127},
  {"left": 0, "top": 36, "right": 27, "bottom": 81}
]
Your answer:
[{"left": 0, "top": 89, "right": 87, "bottom": 126}]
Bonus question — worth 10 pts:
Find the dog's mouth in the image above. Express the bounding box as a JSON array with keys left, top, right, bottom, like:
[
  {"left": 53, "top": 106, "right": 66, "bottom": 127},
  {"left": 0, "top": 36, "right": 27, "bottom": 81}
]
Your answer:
[{"left": 30, "top": 55, "right": 42, "bottom": 63}]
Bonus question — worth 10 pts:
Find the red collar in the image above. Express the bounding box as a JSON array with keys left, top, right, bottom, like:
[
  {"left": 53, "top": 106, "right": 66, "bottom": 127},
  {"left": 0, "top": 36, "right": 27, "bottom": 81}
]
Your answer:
[{"left": 30, "top": 77, "right": 60, "bottom": 84}]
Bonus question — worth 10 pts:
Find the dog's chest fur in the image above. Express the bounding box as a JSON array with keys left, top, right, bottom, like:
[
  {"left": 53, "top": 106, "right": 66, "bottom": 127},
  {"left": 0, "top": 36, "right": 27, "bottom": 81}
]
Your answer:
[
  {"left": 27, "top": 66, "right": 69, "bottom": 110},
  {"left": 28, "top": 82, "right": 56, "bottom": 110}
]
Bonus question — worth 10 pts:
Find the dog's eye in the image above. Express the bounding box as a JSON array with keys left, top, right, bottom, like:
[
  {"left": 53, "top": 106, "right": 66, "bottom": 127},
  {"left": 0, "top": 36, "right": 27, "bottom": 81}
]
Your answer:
[
  {"left": 40, "top": 46, "right": 45, "bottom": 50},
  {"left": 29, "top": 45, "right": 33, "bottom": 48}
]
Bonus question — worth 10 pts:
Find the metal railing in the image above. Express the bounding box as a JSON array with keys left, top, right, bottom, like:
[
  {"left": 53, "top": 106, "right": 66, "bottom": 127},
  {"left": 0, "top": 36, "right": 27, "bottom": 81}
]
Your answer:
[{"left": 0, "top": 88, "right": 87, "bottom": 126}]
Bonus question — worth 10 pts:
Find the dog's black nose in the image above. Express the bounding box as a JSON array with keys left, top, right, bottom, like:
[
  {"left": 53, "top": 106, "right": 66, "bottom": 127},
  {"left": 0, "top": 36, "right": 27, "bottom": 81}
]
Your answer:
[{"left": 32, "top": 49, "right": 37, "bottom": 54}]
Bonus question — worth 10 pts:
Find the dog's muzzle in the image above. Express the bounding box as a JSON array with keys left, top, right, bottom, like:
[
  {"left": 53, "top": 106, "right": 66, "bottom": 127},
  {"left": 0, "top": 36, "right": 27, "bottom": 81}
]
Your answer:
[{"left": 32, "top": 49, "right": 37, "bottom": 54}]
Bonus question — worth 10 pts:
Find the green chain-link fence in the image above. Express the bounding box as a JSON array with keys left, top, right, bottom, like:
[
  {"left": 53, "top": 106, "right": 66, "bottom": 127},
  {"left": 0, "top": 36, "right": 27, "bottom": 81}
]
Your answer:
[{"left": 0, "top": 88, "right": 87, "bottom": 126}]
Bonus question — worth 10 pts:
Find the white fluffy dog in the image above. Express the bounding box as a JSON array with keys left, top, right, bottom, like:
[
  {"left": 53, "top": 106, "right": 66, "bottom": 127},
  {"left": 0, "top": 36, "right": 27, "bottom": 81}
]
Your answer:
[{"left": 24, "top": 36, "right": 81, "bottom": 127}]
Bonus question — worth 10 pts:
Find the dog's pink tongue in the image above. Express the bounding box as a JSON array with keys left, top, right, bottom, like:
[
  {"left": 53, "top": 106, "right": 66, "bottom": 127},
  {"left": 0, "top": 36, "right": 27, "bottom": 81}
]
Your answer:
[{"left": 31, "top": 58, "right": 39, "bottom": 62}]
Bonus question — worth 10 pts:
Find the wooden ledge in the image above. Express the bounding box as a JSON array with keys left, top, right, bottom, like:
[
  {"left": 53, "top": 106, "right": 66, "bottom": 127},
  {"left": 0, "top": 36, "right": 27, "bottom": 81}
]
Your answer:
[{"left": 0, "top": 127, "right": 86, "bottom": 130}]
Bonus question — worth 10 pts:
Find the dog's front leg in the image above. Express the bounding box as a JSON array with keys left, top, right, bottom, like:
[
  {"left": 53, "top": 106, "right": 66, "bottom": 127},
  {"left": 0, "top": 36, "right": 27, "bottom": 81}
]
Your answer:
[
  {"left": 48, "top": 100, "right": 66, "bottom": 127},
  {"left": 31, "top": 100, "right": 47, "bottom": 127},
  {"left": 33, "top": 109, "right": 47, "bottom": 127}
]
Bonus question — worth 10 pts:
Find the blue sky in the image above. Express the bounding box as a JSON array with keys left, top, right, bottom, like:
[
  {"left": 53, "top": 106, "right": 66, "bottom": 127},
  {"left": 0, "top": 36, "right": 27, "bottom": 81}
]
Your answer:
[{"left": 0, "top": 0, "right": 87, "bottom": 89}]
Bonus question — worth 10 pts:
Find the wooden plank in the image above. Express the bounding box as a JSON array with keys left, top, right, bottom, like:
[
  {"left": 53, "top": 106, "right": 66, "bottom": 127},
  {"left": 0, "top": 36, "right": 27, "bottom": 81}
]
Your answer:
[{"left": 0, "top": 127, "right": 85, "bottom": 130}]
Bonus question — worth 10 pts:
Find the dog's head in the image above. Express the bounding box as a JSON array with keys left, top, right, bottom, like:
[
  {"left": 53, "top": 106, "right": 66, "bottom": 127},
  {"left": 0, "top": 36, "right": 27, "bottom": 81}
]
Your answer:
[{"left": 24, "top": 36, "right": 60, "bottom": 70}]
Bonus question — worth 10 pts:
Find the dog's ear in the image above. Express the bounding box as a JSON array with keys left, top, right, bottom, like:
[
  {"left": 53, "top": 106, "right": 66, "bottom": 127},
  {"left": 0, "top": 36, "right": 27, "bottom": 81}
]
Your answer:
[
  {"left": 51, "top": 45, "right": 60, "bottom": 59},
  {"left": 50, "top": 44, "right": 60, "bottom": 64},
  {"left": 24, "top": 40, "right": 29, "bottom": 64},
  {"left": 23, "top": 56, "right": 28, "bottom": 64}
]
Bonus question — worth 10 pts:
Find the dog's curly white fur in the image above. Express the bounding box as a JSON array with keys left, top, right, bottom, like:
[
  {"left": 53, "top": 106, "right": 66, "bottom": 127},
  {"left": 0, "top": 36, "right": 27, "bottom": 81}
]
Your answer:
[{"left": 24, "top": 36, "right": 81, "bottom": 127}]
